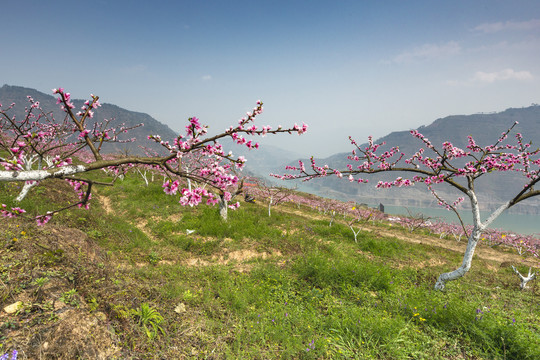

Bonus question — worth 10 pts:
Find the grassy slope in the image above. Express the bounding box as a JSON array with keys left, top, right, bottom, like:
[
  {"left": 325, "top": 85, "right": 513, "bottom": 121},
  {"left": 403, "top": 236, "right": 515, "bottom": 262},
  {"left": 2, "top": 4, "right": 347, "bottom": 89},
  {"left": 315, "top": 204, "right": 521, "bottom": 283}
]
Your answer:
[{"left": 1, "top": 174, "right": 539, "bottom": 359}]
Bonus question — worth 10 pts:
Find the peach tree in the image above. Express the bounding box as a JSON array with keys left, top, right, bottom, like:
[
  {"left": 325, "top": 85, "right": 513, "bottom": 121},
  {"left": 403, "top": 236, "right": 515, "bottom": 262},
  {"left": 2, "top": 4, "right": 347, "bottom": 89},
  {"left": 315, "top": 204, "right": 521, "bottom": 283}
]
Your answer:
[
  {"left": 0, "top": 88, "right": 307, "bottom": 223},
  {"left": 277, "top": 123, "right": 540, "bottom": 290}
]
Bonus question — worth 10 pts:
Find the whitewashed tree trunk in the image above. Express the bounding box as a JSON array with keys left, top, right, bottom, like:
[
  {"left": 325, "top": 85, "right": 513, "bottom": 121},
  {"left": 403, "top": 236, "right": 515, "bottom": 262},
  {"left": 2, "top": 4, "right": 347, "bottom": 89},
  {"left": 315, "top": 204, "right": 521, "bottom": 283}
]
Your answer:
[
  {"left": 15, "top": 181, "right": 38, "bottom": 202},
  {"left": 219, "top": 197, "right": 228, "bottom": 221},
  {"left": 136, "top": 169, "right": 149, "bottom": 186},
  {"left": 349, "top": 225, "right": 362, "bottom": 243},
  {"left": 268, "top": 195, "right": 273, "bottom": 217},
  {"left": 329, "top": 210, "right": 336, "bottom": 226},
  {"left": 434, "top": 191, "right": 510, "bottom": 290},
  {"left": 511, "top": 266, "right": 536, "bottom": 290},
  {"left": 434, "top": 229, "right": 481, "bottom": 290}
]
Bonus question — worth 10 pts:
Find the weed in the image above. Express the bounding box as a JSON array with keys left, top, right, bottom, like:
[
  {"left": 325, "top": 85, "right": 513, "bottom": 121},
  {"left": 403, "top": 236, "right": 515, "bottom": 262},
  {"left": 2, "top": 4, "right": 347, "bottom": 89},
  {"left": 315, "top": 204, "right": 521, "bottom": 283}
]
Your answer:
[
  {"left": 32, "top": 277, "right": 50, "bottom": 288},
  {"left": 59, "top": 289, "right": 79, "bottom": 307},
  {"left": 132, "top": 303, "right": 165, "bottom": 340},
  {"left": 39, "top": 249, "right": 65, "bottom": 265},
  {"left": 86, "top": 229, "right": 104, "bottom": 239},
  {"left": 147, "top": 252, "right": 161, "bottom": 265},
  {"left": 88, "top": 297, "right": 99, "bottom": 312}
]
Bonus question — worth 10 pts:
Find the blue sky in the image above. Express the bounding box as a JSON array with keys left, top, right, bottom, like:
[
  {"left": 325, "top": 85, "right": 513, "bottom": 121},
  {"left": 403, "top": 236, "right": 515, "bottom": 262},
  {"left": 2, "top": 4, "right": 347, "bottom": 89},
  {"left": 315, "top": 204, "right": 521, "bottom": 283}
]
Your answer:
[{"left": 1, "top": 0, "right": 539, "bottom": 157}]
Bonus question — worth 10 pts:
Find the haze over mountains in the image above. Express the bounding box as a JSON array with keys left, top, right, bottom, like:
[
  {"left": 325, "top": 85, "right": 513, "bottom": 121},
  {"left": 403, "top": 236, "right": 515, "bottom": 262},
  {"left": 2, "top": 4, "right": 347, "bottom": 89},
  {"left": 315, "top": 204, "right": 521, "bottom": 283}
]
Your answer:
[
  {"left": 2, "top": 84, "right": 539, "bottom": 214},
  {"left": 290, "top": 105, "right": 540, "bottom": 214}
]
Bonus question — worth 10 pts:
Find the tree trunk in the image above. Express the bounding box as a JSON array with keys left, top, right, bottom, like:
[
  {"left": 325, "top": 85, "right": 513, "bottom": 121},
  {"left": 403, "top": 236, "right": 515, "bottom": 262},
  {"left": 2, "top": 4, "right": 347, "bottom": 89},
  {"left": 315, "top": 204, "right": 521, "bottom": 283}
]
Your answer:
[
  {"left": 349, "top": 225, "right": 361, "bottom": 243},
  {"left": 434, "top": 192, "right": 511, "bottom": 290},
  {"left": 511, "top": 266, "right": 536, "bottom": 290},
  {"left": 15, "top": 181, "right": 38, "bottom": 202},
  {"left": 268, "top": 196, "right": 273, "bottom": 217},
  {"left": 329, "top": 210, "right": 335, "bottom": 226},
  {"left": 434, "top": 229, "right": 480, "bottom": 290},
  {"left": 219, "top": 197, "right": 228, "bottom": 221}
]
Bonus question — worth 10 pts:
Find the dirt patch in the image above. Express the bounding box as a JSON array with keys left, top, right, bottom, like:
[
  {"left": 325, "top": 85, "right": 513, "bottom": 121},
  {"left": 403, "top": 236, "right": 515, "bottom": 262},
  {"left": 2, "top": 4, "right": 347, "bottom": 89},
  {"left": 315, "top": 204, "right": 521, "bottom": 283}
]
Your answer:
[
  {"left": 184, "top": 258, "right": 212, "bottom": 267},
  {"left": 167, "top": 212, "right": 183, "bottom": 222},
  {"left": 213, "top": 249, "right": 282, "bottom": 264},
  {"left": 0, "top": 220, "right": 122, "bottom": 359},
  {"left": 99, "top": 195, "right": 114, "bottom": 215},
  {"left": 286, "top": 208, "right": 328, "bottom": 222},
  {"left": 31, "top": 308, "right": 120, "bottom": 359},
  {"left": 182, "top": 248, "right": 283, "bottom": 270},
  {"left": 134, "top": 219, "right": 158, "bottom": 242},
  {"left": 159, "top": 259, "right": 176, "bottom": 266},
  {"left": 415, "top": 257, "right": 448, "bottom": 269}
]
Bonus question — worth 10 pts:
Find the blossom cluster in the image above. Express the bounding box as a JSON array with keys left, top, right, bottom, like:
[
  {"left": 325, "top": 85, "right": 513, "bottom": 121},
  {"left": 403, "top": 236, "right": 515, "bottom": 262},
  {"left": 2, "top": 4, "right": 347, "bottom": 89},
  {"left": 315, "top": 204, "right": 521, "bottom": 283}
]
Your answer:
[
  {"left": 1, "top": 204, "right": 26, "bottom": 218},
  {"left": 66, "top": 179, "right": 92, "bottom": 209},
  {"left": 148, "top": 101, "right": 306, "bottom": 209}
]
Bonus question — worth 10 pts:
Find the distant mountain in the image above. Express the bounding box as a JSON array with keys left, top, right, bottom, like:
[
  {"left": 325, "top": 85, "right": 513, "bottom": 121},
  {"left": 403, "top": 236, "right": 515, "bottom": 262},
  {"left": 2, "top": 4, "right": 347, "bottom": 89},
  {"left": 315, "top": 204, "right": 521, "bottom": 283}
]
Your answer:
[
  {"left": 289, "top": 105, "right": 540, "bottom": 214},
  {"left": 0, "top": 85, "right": 178, "bottom": 155},
  {"left": 219, "top": 138, "right": 303, "bottom": 184}
]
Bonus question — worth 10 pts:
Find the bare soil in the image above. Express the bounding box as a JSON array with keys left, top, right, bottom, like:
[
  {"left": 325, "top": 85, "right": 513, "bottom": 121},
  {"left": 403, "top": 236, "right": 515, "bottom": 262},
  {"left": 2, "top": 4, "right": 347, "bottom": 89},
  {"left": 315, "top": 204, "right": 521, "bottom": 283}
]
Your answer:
[{"left": 0, "top": 221, "right": 123, "bottom": 359}]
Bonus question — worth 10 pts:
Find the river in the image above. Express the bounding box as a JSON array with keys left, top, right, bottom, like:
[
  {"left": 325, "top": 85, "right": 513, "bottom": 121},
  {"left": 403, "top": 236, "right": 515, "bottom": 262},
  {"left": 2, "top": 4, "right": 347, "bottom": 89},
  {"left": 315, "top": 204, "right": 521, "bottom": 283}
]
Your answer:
[{"left": 381, "top": 205, "right": 540, "bottom": 236}]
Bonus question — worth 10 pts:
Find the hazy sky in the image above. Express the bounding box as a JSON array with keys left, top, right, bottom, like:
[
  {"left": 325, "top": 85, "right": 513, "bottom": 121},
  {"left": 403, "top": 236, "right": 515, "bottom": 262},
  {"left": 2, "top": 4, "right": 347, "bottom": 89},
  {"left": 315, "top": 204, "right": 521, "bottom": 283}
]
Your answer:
[{"left": 1, "top": 0, "right": 539, "bottom": 157}]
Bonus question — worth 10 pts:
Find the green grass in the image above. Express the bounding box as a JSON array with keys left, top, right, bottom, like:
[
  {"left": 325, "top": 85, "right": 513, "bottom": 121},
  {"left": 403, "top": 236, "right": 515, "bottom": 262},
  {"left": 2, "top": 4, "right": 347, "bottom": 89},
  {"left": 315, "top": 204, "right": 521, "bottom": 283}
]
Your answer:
[{"left": 1, "top": 171, "right": 539, "bottom": 359}]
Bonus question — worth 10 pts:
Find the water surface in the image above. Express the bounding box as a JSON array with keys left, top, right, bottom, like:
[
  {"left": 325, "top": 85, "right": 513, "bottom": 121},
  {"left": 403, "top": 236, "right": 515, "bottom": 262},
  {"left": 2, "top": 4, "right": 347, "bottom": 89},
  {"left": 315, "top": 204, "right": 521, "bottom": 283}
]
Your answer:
[{"left": 382, "top": 205, "right": 540, "bottom": 236}]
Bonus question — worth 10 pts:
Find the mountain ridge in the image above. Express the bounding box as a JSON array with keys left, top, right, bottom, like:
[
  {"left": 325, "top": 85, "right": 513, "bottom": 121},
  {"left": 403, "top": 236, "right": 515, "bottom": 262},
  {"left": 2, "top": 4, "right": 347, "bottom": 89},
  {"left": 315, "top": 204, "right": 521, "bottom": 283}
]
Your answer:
[
  {"left": 291, "top": 104, "right": 540, "bottom": 214},
  {"left": 0, "top": 84, "right": 179, "bottom": 155}
]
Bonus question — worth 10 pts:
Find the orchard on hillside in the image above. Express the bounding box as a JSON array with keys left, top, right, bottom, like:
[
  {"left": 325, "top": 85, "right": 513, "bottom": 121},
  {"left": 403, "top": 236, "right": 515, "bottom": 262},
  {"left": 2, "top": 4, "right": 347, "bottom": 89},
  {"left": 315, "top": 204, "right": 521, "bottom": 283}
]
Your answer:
[
  {"left": 276, "top": 122, "right": 540, "bottom": 290},
  {"left": 0, "top": 88, "right": 307, "bottom": 223}
]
